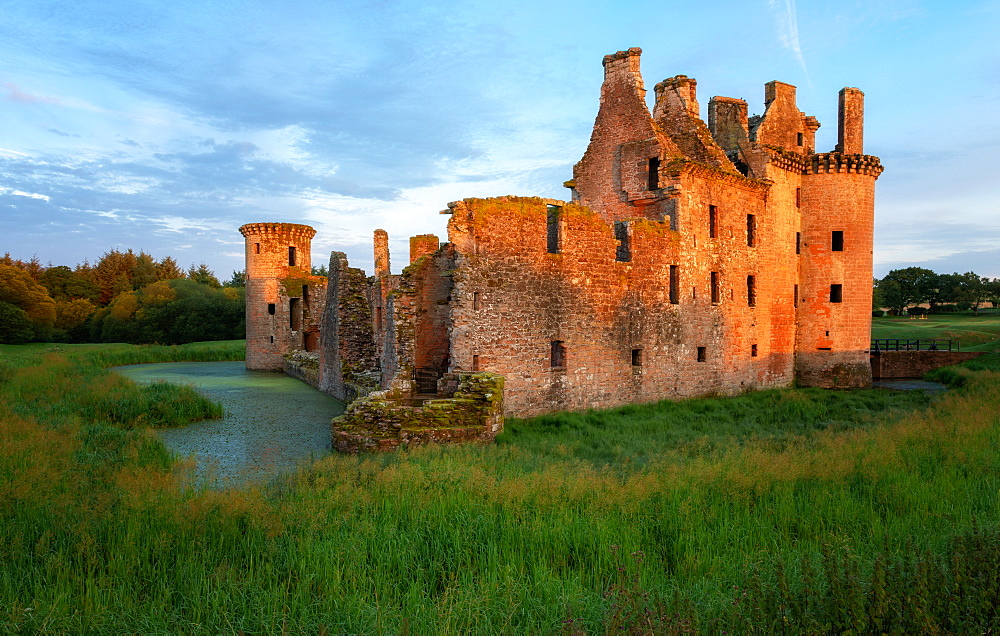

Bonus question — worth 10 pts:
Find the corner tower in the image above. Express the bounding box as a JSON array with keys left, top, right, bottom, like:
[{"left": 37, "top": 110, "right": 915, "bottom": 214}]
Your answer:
[
  {"left": 239, "top": 222, "right": 318, "bottom": 370},
  {"left": 796, "top": 88, "right": 883, "bottom": 387}
]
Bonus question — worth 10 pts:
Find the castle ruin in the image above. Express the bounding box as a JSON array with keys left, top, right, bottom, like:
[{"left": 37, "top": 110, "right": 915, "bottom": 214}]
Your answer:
[{"left": 239, "top": 48, "right": 882, "bottom": 451}]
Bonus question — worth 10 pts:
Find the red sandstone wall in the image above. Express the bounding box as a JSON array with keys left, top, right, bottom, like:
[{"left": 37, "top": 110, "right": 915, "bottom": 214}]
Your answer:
[
  {"left": 447, "top": 193, "right": 797, "bottom": 417},
  {"left": 239, "top": 223, "right": 319, "bottom": 370},
  {"left": 873, "top": 351, "right": 985, "bottom": 379}
]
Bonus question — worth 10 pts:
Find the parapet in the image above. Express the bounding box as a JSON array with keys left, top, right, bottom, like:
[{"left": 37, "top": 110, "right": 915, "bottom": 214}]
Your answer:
[{"left": 239, "top": 222, "right": 316, "bottom": 240}]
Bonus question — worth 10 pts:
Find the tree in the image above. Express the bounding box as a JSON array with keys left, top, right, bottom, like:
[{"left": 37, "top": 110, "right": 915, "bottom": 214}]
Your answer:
[
  {"left": 0, "top": 301, "right": 34, "bottom": 344},
  {"left": 93, "top": 249, "right": 140, "bottom": 304},
  {"left": 187, "top": 263, "right": 221, "bottom": 288},
  {"left": 950, "top": 271, "right": 990, "bottom": 314},
  {"left": 224, "top": 270, "right": 246, "bottom": 288},
  {"left": 155, "top": 256, "right": 185, "bottom": 281},
  {"left": 312, "top": 264, "right": 328, "bottom": 277},
  {"left": 875, "top": 267, "right": 937, "bottom": 314},
  {"left": 132, "top": 252, "right": 159, "bottom": 289},
  {"left": 0, "top": 264, "right": 56, "bottom": 340},
  {"left": 39, "top": 265, "right": 100, "bottom": 303}
]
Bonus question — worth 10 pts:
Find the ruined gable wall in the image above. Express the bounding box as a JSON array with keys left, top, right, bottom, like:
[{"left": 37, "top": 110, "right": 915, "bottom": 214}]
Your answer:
[
  {"left": 317, "top": 251, "right": 378, "bottom": 402},
  {"left": 571, "top": 48, "right": 678, "bottom": 224},
  {"left": 446, "top": 192, "right": 795, "bottom": 417}
]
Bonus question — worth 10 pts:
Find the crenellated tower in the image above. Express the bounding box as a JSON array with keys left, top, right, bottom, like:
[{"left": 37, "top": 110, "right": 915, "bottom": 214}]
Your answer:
[{"left": 239, "top": 222, "right": 318, "bottom": 370}]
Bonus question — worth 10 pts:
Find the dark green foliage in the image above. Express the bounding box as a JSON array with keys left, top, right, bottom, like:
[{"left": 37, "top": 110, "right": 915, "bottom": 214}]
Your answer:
[
  {"left": 89, "top": 279, "right": 244, "bottom": 345},
  {"left": 0, "top": 300, "right": 34, "bottom": 344}
]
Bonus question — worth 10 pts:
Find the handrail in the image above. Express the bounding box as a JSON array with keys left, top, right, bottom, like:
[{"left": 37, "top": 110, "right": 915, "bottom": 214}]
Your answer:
[{"left": 870, "top": 338, "right": 958, "bottom": 352}]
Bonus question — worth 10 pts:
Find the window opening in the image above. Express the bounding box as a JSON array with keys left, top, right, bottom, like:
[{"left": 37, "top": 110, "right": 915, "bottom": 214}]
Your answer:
[
  {"left": 796, "top": 232, "right": 801, "bottom": 254},
  {"left": 375, "top": 306, "right": 383, "bottom": 332},
  {"left": 793, "top": 285, "right": 799, "bottom": 308},
  {"left": 270, "top": 336, "right": 274, "bottom": 343},
  {"left": 302, "top": 284, "right": 310, "bottom": 312},
  {"left": 631, "top": 349, "right": 642, "bottom": 366},
  {"left": 818, "top": 347, "right": 832, "bottom": 351},
  {"left": 647, "top": 157, "right": 660, "bottom": 190},
  {"left": 255, "top": 243, "right": 261, "bottom": 254},
  {"left": 710, "top": 272, "right": 720, "bottom": 304},
  {"left": 614, "top": 221, "right": 631, "bottom": 262},
  {"left": 830, "top": 284, "right": 843, "bottom": 303},
  {"left": 747, "top": 275, "right": 756, "bottom": 307},
  {"left": 697, "top": 347, "right": 707, "bottom": 362},
  {"left": 550, "top": 340, "right": 566, "bottom": 369},
  {"left": 832, "top": 231, "right": 844, "bottom": 252},
  {"left": 472, "top": 355, "right": 480, "bottom": 372},
  {"left": 546, "top": 205, "right": 561, "bottom": 254},
  {"left": 288, "top": 246, "right": 297, "bottom": 266},
  {"left": 709, "top": 205, "right": 718, "bottom": 238},
  {"left": 267, "top": 303, "right": 276, "bottom": 315},
  {"left": 795, "top": 188, "right": 801, "bottom": 208},
  {"left": 751, "top": 344, "right": 758, "bottom": 357},
  {"left": 669, "top": 266, "right": 679, "bottom": 304},
  {"left": 289, "top": 298, "right": 301, "bottom": 330},
  {"left": 746, "top": 215, "right": 756, "bottom": 247},
  {"left": 473, "top": 291, "right": 481, "bottom": 311},
  {"left": 797, "top": 132, "right": 804, "bottom": 146}
]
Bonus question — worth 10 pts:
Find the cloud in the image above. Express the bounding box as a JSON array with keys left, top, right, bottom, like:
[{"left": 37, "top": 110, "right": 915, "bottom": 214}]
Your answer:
[
  {"left": 2, "top": 82, "right": 60, "bottom": 104},
  {"left": 767, "top": 0, "right": 812, "bottom": 87}
]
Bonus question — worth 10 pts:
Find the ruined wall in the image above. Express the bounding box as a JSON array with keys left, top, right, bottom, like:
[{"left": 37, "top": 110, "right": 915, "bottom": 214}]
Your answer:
[
  {"left": 317, "top": 251, "right": 378, "bottom": 402},
  {"left": 333, "top": 372, "right": 504, "bottom": 453},
  {"left": 446, "top": 190, "right": 795, "bottom": 417}
]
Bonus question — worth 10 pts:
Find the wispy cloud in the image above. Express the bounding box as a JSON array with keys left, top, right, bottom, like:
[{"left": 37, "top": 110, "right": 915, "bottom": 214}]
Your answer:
[{"left": 767, "top": 0, "right": 812, "bottom": 87}]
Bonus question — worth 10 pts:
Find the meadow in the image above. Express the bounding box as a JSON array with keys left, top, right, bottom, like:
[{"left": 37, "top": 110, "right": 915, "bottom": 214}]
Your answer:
[
  {"left": 1, "top": 337, "right": 999, "bottom": 633},
  {"left": 872, "top": 313, "right": 1000, "bottom": 351}
]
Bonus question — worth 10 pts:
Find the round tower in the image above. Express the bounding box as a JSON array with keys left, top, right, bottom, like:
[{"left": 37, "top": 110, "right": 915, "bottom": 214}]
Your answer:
[
  {"left": 238, "top": 222, "right": 317, "bottom": 370},
  {"left": 795, "top": 88, "right": 883, "bottom": 387}
]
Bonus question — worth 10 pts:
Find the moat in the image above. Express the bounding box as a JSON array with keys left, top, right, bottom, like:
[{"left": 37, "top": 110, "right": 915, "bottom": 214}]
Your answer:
[{"left": 114, "top": 361, "right": 344, "bottom": 486}]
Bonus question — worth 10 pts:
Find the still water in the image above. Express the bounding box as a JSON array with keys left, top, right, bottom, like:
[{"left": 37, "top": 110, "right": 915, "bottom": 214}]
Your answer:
[{"left": 114, "top": 361, "right": 344, "bottom": 487}]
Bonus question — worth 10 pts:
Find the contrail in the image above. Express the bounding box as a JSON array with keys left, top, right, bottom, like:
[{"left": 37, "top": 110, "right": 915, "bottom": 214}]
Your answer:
[{"left": 768, "top": 0, "right": 813, "bottom": 88}]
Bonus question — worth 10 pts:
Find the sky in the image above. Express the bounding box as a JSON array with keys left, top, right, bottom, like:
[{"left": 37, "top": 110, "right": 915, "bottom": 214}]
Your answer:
[{"left": 1, "top": 0, "right": 997, "bottom": 279}]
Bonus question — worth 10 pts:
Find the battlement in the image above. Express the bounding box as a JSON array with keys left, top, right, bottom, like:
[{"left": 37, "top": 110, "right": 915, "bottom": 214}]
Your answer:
[
  {"left": 806, "top": 152, "right": 884, "bottom": 177},
  {"left": 239, "top": 222, "right": 317, "bottom": 240}
]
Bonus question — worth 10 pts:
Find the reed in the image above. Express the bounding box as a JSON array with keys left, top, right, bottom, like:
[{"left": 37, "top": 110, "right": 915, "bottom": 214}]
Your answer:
[{"left": 1, "top": 341, "right": 998, "bottom": 632}]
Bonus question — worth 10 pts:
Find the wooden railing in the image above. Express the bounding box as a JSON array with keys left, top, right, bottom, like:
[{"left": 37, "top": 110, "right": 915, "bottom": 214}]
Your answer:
[{"left": 870, "top": 339, "right": 958, "bottom": 353}]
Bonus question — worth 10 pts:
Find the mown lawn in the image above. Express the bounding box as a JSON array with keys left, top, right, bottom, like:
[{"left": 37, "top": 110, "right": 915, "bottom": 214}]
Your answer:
[
  {"left": 1, "top": 341, "right": 999, "bottom": 633},
  {"left": 872, "top": 313, "right": 1000, "bottom": 351}
]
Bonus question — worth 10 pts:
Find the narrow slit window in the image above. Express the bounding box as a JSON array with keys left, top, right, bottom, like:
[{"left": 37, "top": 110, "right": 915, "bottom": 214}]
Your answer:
[
  {"left": 269, "top": 335, "right": 274, "bottom": 343},
  {"left": 796, "top": 232, "right": 801, "bottom": 254},
  {"left": 751, "top": 344, "right": 758, "bottom": 357},
  {"left": 830, "top": 284, "right": 843, "bottom": 303},
  {"left": 797, "top": 132, "right": 804, "bottom": 146},
  {"left": 546, "top": 205, "right": 561, "bottom": 254},
  {"left": 472, "top": 355, "right": 480, "bottom": 372},
  {"left": 832, "top": 231, "right": 844, "bottom": 252},
  {"left": 255, "top": 242, "right": 261, "bottom": 254},
  {"left": 614, "top": 221, "right": 631, "bottom": 262},
  {"left": 746, "top": 215, "right": 756, "bottom": 247},
  {"left": 302, "top": 285, "right": 310, "bottom": 311},
  {"left": 550, "top": 340, "right": 566, "bottom": 369},
  {"left": 710, "top": 272, "right": 720, "bottom": 304},
  {"left": 669, "top": 265, "right": 679, "bottom": 304},
  {"left": 375, "top": 306, "right": 383, "bottom": 332},
  {"left": 709, "top": 205, "right": 718, "bottom": 239},
  {"left": 647, "top": 157, "right": 660, "bottom": 190},
  {"left": 795, "top": 187, "right": 801, "bottom": 208},
  {"left": 631, "top": 349, "right": 642, "bottom": 366},
  {"left": 267, "top": 303, "right": 276, "bottom": 315},
  {"left": 288, "top": 246, "right": 297, "bottom": 266},
  {"left": 747, "top": 275, "right": 756, "bottom": 307},
  {"left": 473, "top": 291, "right": 481, "bottom": 311},
  {"left": 697, "top": 346, "right": 706, "bottom": 362},
  {"left": 793, "top": 284, "right": 799, "bottom": 308},
  {"left": 289, "top": 298, "right": 301, "bottom": 330}
]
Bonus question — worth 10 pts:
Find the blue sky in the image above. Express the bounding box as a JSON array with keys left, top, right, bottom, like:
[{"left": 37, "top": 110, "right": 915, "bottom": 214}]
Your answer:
[{"left": 1, "top": 0, "right": 997, "bottom": 278}]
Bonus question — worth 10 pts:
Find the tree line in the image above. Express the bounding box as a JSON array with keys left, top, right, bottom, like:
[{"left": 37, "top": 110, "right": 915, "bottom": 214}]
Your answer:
[
  {"left": 0, "top": 250, "right": 247, "bottom": 345},
  {"left": 874, "top": 267, "right": 1000, "bottom": 315}
]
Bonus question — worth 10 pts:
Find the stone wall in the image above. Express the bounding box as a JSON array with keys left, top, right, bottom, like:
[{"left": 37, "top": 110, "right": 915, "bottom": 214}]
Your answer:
[
  {"left": 872, "top": 351, "right": 986, "bottom": 379},
  {"left": 332, "top": 372, "right": 504, "bottom": 453},
  {"left": 318, "top": 251, "right": 378, "bottom": 402}
]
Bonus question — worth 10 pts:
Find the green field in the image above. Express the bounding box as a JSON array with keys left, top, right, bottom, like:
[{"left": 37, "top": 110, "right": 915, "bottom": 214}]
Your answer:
[
  {"left": 873, "top": 313, "right": 1000, "bottom": 351},
  {"left": 2, "top": 340, "right": 1000, "bottom": 632}
]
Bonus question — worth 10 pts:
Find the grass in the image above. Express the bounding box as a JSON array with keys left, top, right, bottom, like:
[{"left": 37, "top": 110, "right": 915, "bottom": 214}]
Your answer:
[
  {"left": 1, "top": 339, "right": 999, "bottom": 632},
  {"left": 872, "top": 313, "right": 1000, "bottom": 351}
]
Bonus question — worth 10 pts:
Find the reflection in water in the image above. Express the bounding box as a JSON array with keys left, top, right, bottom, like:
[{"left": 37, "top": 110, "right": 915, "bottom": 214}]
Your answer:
[{"left": 114, "top": 361, "right": 344, "bottom": 487}]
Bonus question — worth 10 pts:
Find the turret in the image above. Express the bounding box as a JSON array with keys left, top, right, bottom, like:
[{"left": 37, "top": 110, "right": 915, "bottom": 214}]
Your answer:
[{"left": 239, "top": 222, "right": 317, "bottom": 370}]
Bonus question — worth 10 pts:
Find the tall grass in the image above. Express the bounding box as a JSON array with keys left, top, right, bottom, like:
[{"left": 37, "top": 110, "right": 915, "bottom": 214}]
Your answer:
[{"left": 1, "top": 341, "right": 999, "bottom": 632}]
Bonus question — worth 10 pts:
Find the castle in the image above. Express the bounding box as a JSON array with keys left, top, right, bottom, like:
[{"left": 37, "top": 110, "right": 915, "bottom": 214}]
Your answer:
[{"left": 239, "top": 48, "right": 882, "bottom": 450}]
